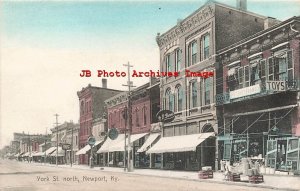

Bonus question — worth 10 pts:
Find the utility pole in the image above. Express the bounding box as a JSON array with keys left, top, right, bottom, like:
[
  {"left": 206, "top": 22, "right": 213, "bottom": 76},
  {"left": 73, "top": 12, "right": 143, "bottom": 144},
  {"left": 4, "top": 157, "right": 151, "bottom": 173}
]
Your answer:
[
  {"left": 71, "top": 125, "right": 74, "bottom": 167},
  {"left": 54, "top": 114, "right": 59, "bottom": 166},
  {"left": 122, "top": 62, "right": 135, "bottom": 172},
  {"left": 44, "top": 127, "right": 47, "bottom": 165}
]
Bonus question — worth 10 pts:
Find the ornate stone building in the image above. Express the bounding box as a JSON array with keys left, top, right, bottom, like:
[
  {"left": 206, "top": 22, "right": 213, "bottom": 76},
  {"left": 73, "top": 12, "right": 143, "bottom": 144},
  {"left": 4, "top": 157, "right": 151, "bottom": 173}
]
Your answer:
[{"left": 152, "top": 0, "right": 273, "bottom": 170}]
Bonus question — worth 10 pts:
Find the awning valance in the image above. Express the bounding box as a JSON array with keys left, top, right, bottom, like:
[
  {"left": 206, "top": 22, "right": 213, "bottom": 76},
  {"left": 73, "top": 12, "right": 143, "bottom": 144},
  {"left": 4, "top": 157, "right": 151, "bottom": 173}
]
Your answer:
[
  {"left": 22, "top": 152, "right": 30, "bottom": 157},
  {"left": 32, "top": 152, "right": 45, "bottom": 157},
  {"left": 75, "top": 140, "right": 104, "bottom": 155},
  {"left": 50, "top": 147, "right": 64, "bottom": 157},
  {"left": 137, "top": 133, "right": 160, "bottom": 153},
  {"left": 109, "top": 133, "right": 148, "bottom": 152},
  {"left": 97, "top": 134, "right": 125, "bottom": 153},
  {"left": 45, "top": 147, "right": 57, "bottom": 155},
  {"left": 146, "top": 132, "right": 215, "bottom": 154},
  {"left": 76, "top": 145, "right": 91, "bottom": 155}
]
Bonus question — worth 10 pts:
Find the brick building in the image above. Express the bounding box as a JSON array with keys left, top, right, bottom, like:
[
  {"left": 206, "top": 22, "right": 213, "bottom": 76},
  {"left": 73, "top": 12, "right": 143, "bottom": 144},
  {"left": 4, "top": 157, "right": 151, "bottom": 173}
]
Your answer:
[
  {"left": 149, "top": 0, "right": 275, "bottom": 170},
  {"left": 216, "top": 16, "right": 300, "bottom": 172},
  {"left": 97, "top": 78, "right": 160, "bottom": 168},
  {"left": 77, "top": 79, "right": 122, "bottom": 165}
]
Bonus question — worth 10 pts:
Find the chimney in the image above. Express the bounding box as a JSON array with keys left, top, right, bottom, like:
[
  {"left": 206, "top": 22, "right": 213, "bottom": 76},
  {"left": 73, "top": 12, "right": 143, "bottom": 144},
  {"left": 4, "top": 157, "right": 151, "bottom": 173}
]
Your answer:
[
  {"left": 264, "top": 17, "right": 280, "bottom": 30},
  {"left": 237, "top": 0, "right": 247, "bottom": 11},
  {"left": 102, "top": 78, "right": 107, "bottom": 88}
]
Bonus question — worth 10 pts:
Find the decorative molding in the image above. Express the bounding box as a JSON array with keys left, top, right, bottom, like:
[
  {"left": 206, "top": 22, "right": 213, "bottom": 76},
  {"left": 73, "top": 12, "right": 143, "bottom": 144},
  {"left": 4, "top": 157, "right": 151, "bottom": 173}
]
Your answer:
[{"left": 156, "top": 5, "right": 214, "bottom": 48}]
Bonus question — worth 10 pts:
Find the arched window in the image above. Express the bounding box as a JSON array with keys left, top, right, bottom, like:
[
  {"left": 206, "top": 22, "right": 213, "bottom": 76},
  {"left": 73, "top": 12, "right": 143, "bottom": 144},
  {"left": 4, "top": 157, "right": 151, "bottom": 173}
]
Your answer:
[
  {"left": 176, "top": 85, "right": 183, "bottom": 112},
  {"left": 165, "top": 88, "right": 174, "bottom": 111},
  {"left": 80, "top": 101, "right": 84, "bottom": 115}
]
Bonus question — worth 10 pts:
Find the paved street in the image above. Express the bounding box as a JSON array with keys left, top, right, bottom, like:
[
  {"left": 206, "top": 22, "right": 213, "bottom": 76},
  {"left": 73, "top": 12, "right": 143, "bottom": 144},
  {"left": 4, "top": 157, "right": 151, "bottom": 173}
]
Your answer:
[{"left": 0, "top": 160, "right": 278, "bottom": 191}]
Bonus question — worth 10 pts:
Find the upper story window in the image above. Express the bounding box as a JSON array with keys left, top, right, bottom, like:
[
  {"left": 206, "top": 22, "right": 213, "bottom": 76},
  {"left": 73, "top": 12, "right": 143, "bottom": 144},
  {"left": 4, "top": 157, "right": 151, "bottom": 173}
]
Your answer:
[
  {"left": 204, "top": 77, "right": 212, "bottom": 105},
  {"left": 227, "top": 49, "right": 293, "bottom": 92},
  {"left": 143, "top": 106, "right": 147, "bottom": 126},
  {"left": 191, "top": 41, "right": 197, "bottom": 65},
  {"left": 165, "top": 88, "right": 174, "bottom": 111},
  {"left": 203, "top": 33, "right": 210, "bottom": 60},
  {"left": 166, "top": 54, "right": 171, "bottom": 72},
  {"left": 190, "top": 81, "right": 198, "bottom": 108},
  {"left": 80, "top": 101, "right": 84, "bottom": 115},
  {"left": 269, "top": 50, "right": 293, "bottom": 81},
  {"left": 176, "top": 85, "right": 183, "bottom": 112},
  {"left": 175, "top": 49, "right": 182, "bottom": 72}
]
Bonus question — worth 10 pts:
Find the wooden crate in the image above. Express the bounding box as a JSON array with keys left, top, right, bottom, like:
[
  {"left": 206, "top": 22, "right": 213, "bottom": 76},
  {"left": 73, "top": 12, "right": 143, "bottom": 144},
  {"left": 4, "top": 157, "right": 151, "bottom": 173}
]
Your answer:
[
  {"left": 229, "top": 174, "right": 240, "bottom": 182},
  {"left": 198, "top": 170, "right": 213, "bottom": 179},
  {"left": 249, "top": 175, "right": 264, "bottom": 184}
]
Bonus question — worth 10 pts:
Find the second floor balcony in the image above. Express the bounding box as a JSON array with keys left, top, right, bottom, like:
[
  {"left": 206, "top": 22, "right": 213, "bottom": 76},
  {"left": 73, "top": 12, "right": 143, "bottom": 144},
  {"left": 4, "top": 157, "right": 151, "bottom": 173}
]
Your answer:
[{"left": 216, "top": 79, "right": 299, "bottom": 106}]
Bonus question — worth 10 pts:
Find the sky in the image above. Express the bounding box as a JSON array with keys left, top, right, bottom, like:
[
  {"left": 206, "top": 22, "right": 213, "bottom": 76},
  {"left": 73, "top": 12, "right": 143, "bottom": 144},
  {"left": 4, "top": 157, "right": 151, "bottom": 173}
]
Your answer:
[{"left": 0, "top": 0, "right": 299, "bottom": 149}]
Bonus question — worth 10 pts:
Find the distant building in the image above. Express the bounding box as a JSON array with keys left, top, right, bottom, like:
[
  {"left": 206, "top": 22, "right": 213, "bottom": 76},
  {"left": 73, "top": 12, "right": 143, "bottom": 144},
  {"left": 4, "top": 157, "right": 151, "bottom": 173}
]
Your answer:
[
  {"left": 76, "top": 79, "right": 123, "bottom": 165},
  {"left": 50, "top": 121, "right": 78, "bottom": 164}
]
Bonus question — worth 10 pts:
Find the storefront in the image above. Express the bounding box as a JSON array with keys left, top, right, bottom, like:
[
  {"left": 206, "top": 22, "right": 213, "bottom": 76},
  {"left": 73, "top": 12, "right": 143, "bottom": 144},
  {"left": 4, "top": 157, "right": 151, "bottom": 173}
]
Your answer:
[
  {"left": 266, "top": 137, "right": 300, "bottom": 171},
  {"left": 137, "top": 133, "right": 161, "bottom": 168},
  {"left": 97, "top": 133, "right": 149, "bottom": 168},
  {"left": 147, "top": 132, "right": 215, "bottom": 171}
]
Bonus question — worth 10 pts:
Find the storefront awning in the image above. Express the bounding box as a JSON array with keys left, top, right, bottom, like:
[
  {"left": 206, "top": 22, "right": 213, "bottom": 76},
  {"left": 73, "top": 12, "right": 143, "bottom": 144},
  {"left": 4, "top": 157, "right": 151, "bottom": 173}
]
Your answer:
[
  {"left": 32, "top": 152, "right": 45, "bottom": 157},
  {"left": 109, "top": 133, "right": 148, "bottom": 152},
  {"left": 50, "top": 147, "right": 64, "bottom": 157},
  {"left": 75, "top": 140, "right": 104, "bottom": 155},
  {"left": 45, "top": 147, "right": 57, "bottom": 155},
  {"left": 146, "top": 132, "right": 215, "bottom": 154},
  {"left": 97, "top": 134, "right": 126, "bottom": 153},
  {"left": 22, "top": 152, "right": 30, "bottom": 157},
  {"left": 137, "top": 133, "right": 160, "bottom": 153}
]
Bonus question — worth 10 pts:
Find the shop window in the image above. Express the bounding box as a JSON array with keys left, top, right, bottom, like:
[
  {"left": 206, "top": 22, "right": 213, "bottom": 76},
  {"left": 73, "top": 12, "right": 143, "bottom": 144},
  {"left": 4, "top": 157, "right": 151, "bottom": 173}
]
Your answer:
[{"left": 175, "top": 48, "right": 182, "bottom": 72}]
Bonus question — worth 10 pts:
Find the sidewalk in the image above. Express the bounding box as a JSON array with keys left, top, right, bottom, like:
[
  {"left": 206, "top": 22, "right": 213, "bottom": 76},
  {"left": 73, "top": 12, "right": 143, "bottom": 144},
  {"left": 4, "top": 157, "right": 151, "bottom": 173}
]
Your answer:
[{"left": 32, "top": 162, "right": 300, "bottom": 191}]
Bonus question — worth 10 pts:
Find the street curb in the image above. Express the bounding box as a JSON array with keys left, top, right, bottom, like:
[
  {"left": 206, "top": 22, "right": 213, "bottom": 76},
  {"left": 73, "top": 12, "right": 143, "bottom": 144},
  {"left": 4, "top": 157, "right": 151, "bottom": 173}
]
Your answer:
[{"left": 31, "top": 163, "right": 299, "bottom": 191}]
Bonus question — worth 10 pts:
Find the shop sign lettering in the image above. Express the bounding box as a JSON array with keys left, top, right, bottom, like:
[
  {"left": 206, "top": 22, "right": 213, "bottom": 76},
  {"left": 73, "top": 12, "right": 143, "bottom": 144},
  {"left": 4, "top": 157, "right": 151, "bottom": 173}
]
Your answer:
[{"left": 266, "top": 80, "right": 298, "bottom": 91}]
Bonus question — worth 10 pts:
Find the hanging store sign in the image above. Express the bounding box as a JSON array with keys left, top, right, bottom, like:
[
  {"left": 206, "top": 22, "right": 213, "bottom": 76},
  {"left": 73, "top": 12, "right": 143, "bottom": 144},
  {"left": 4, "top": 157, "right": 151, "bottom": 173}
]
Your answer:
[
  {"left": 108, "top": 128, "right": 118, "bottom": 140},
  {"left": 156, "top": 110, "right": 175, "bottom": 123},
  {"left": 87, "top": 136, "right": 96, "bottom": 146},
  {"left": 62, "top": 144, "right": 71, "bottom": 150},
  {"left": 230, "top": 84, "right": 261, "bottom": 99}
]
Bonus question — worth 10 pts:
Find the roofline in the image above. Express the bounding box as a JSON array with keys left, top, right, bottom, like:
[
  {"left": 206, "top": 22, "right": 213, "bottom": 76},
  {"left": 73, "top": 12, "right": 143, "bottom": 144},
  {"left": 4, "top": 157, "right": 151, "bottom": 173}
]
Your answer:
[
  {"left": 159, "top": 0, "right": 267, "bottom": 38},
  {"left": 217, "top": 16, "right": 300, "bottom": 55},
  {"left": 105, "top": 82, "right": 151, "bottom": 103}
]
